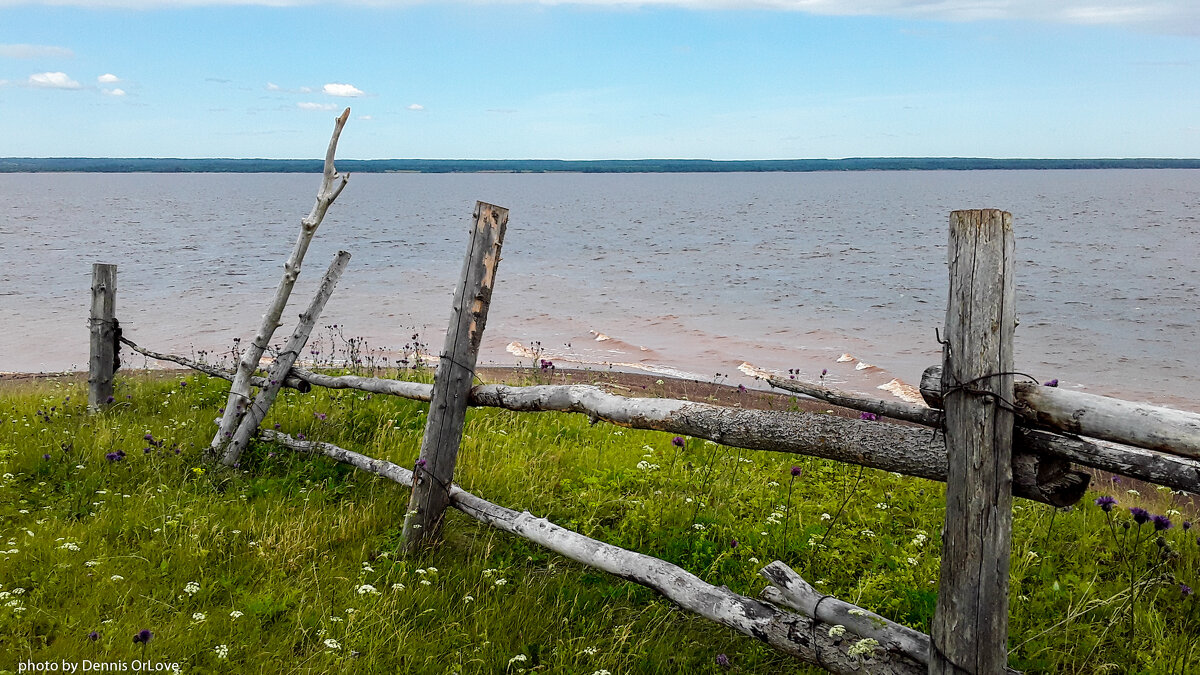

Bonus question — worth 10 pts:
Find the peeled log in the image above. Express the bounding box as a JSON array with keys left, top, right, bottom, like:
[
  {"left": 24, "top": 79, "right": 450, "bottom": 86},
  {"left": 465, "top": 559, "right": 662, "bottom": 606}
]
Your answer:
[{"left": 261, "top": 429, "right": 925, "bottom": 674}]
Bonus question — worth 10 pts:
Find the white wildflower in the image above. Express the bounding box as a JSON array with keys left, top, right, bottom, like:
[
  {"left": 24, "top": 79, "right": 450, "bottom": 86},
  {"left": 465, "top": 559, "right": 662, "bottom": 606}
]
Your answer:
[
  {"left": 464, "top": 595, "right": 474, "bottom": 604},
  {"left": 1127, "top": 489, "right": 1141, "bottom": 496},
  {"left": 420, "top": 579, "right": 432, "bottom": 586},
  {"left": 821, "top": 513, "right": 832, "bottom": 521},
  {"left": 581, "top": 647, "right": 598, "bottom": 656},
  {"left": 828, "top": 624, "right": 846, "bottom": 638},
  {"left": 860, "top": 529, "right": 875, "bottom": 538},
  {"left": 392, "top": 583, "right": 405, "bottom": 591},
  {"left": 426, "top": 567, "right": 438, "bottom": 573},
  {"left": 192, "top": 612, "right": 206, "bottom": 622},
  {"left": 58, "top": 542, "right": 80, "bottom": 551},
  {"left": 508, "top": 654, "right": 527, "bottom": 666},
  {"left": 356, "top": 584, "right": 380, "bottom": 595},
  {"left": 110, "top": 575, "right": 125, "bottom": 581},
  {"left": 907, "top": 557, "right": 918, "bottom": 566},
  {"left": 214, "top": 644, "right": 229, "bottom": 659},
  {"left": 494, "top": 578, "right": 508, "bottom": 586},
  {"left": 692, "top": 523, "right": 706, "bottom": 531},
  {"left": 85, "top": 560, "right": 100, "bottom": 567},
  {"left": 324, "top": 638, "right": 341, "bottom": 650},
  {"left": 184, "top": 581, "right": 200, "bottom": 595},
  {"left": 748, "top": 557, "right": 760, "bottom": 564},
  {"left": 875, "top": 503, "right": 889, "bottom": 510},
  {"left": 848, "top": 637, "right": 880, "bottom": 657},
  {"left": 230, "top": 610, "right": 243, "bottom": 619}
]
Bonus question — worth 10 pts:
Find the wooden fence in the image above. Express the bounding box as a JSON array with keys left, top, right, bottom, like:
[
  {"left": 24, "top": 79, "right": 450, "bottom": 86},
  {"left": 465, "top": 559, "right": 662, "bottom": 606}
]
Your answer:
[{"left": 90, "top": 114, "right": 1200, "bottom": 674}]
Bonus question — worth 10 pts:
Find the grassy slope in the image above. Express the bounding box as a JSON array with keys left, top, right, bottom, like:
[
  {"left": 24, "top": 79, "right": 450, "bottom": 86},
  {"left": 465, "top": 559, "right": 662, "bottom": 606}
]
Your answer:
[{"left": 1, "top": 371, "right": 1197, "bottom": 674}]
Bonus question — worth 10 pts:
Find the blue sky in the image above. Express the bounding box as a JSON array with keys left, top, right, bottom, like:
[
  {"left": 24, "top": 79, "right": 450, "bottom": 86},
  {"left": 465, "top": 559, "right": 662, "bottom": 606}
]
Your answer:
[{"left": 1, "top": 1, "right": 1198, "bottom": 159}]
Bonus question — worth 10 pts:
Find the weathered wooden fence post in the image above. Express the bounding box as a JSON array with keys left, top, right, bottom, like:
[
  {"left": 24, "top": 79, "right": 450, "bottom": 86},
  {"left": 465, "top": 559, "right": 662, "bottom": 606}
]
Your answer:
[
  {"left": 930, "top": 209, "right": 1016, "bottom": 674},
  {"left": 402, "top": 202, "right": 508, "bottom": 551},
  {"left": 88, "top": 263, "right": 118, "bottom": 411}
]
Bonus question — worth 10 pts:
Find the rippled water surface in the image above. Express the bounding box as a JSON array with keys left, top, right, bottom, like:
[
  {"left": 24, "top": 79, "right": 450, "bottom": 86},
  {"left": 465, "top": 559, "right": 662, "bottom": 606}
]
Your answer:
[{"left": 1, "top": 170, "right": 1196, "bottom": 409}]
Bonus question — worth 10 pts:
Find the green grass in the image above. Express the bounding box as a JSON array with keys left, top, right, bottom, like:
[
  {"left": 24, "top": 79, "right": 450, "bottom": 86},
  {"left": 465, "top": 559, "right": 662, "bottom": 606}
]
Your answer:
[{"left": 1, "top": 371, "right": 1197, "bottom": 674}]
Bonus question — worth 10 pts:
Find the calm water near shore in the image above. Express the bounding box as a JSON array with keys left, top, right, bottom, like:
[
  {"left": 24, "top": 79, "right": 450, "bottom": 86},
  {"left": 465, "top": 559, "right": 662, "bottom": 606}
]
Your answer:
[{"left": 1, "top": 170, "right": 1197, "bottom": 410}]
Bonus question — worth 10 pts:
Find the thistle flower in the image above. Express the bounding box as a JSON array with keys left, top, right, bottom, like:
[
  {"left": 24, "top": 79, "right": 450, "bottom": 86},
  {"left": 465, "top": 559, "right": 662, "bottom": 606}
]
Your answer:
[
  {"left": 671, "top": 436, "right": 685, "bottom": 448},
  {"left": 715, "top": 653, "right": 731, "bottom": 667},
  {"left": 1152, "top": 514, "right": 1173, "bottom": 531},
  {"left": 1183, "top": 584, "right": 1194, "bottom": 598},
  {"left": 132, "top": 629, "right": 152, "bottom": 644},
  {"left": 1094, "top": 495, "right": 1117, "bottom": 512},
  {"left": 790, "top": 466, "right": 802, "bottom": 477},
  {"left": 88, "top": 630, "right": 100, "bottom": 642},
  {"left": 1130, "top": 507, "right": 1151, "bottom": 525},
  {"left": 859, "top": 412, "right": 879, "bottom": 421}
]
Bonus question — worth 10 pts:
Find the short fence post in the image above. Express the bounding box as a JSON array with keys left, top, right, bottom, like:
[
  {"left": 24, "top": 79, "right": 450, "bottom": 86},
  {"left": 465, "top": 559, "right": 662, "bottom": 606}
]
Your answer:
[
  {"left": 88, "top": 263, "right": 118, "bottom": 411},
  {"left": 402, "top": 202, "right": 508, "bottom": 551},
  {"left": 930, "top": 209, "right": 1016, "bottom": 673}
]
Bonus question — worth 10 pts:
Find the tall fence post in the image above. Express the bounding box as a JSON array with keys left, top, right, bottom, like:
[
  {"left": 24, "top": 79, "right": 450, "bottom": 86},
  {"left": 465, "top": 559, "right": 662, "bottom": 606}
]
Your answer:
[
  {"left": 88, "top": 263, "right": 118, "bottom": 411},
  {"left": 930, "top": 209, "right": 1016, "bottom": 673},
  {"left": 402, "top": 201, "right": 508, "bottom": 552}
]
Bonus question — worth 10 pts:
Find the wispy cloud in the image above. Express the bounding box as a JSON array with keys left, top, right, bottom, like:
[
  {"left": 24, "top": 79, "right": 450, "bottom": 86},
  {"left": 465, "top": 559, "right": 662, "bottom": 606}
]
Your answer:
[
  {"left": 323, "top": 82, "right": 364, "bottom": 97},
  {"left": 103, "top": 87, "right": 126, "bottom": 96},
  {"left": 98, "top": 73, "right": 120, "bottom": 83},
  {"left": 298, "top": 101, "right": 337, "bottom": 111},
  {"left": 407, "top": 103, "right": 425, "bottom": 111},
  {"left": 28, "top": 72, "right": 81, "bottom": 89},
  {"left": 0, "top": 44, "right": 74, "bottom": 59}
]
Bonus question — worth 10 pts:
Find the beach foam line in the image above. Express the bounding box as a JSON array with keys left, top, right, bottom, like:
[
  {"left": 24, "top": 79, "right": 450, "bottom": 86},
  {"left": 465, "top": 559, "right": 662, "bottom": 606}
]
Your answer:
[
  {"left": 878, "top": 378, "right": 927, "bottom": 405},
  {"left": 836, "top": 353, "right": 855, "bottom": 363},
  {"left": 589, "top": 330, "right": 612, "bottom": 342},
  {"left": 607, "top": 361, "right": 707, "bottom": 381}
]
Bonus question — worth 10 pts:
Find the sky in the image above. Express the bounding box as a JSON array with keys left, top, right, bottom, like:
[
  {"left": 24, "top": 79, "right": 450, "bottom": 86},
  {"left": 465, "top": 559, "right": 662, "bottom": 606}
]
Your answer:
[{"left": 0, "top": 0, "right": 1198, "bottom": 160}]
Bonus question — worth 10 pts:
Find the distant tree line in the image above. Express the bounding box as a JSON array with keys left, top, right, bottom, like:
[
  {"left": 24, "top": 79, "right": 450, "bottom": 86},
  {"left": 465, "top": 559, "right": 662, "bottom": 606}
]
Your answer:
[{"left": 2, "top": 157, "right": 1199, "bottom": 173}]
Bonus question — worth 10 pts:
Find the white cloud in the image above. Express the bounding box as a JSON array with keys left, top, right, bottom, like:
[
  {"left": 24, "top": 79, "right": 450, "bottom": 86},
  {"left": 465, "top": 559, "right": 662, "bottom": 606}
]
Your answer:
[
  {"left": 0, "top": 44, "right": 74, "bottom": 59},
  {"left": 298, "top": 101, "right": 337, "bottom": 111},
  {"left": 266, "top": 82, "right": 281, "bottom": 91},
  {"left": 407, "top": 103, "right": 425, "bottom": 111},
  {"left": 98, "top": 73, "right": 120, "bottom": 83},
  {"left": 28, "top": 72, "right": 81, "bottom": 89},
  {"left": 358, "top": 114, "right": 373, "bottom": 120},
  {"left": 103, "top": 87, "right": 126, "bottom": 96},
  {"left": 323, "top": 82, "right": 364, "bottom": 97}
]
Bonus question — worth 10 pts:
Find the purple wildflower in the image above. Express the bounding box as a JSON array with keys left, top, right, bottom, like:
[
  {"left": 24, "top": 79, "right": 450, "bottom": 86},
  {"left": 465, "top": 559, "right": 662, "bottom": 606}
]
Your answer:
[
  {"left": 416, "top": 458, "right": 427, "bottom": 469},
  {"left": 88, "top": 630, "right": 100, "bottom": 642},
  {"left": 267, "top": 452, "right": 276, "bottom": 459},
  {"left": 1130, "top": 507, "right": 1151, "bottom": 525},
  {"left": 730, "top": 538, "right": 738, "bottom": 549},
  {"left": 1152, "top": 514, "right": 1173, "bottom": 531},
  {"left": 105, "top": 451, "right": 124, "bottom": 463},
  {"left": 133, "top": 629, "right": 152, "bottom": 644},
  {"left": 1183, "top": 521, "right": 1192, "bottom": 532},
  {"left": 860, "top": 412, "right": 879, "bottom": 421},
  {"left": 1181, "top": 584, "right": 1193, "bottom": 598},
  {"left": 737, "top": 384, "right": 747, "bottom": 394},
  {"left": 715, "top": 654, "right": 731, "bottom": 668},
  {"left": 671, "top": 436, "right": 685, "bottom": 448},
  {"left": 105, "top": 396, "right": 115, "bottom": 404},
  {"left": 296, "top": 433, "right": 305, "bottom": 440},
  {"left": 1043, "top": 379, "right": 1059, "bottom": 387},
  {"left": 144, "top": 433, "right": 154, "bottom": 442},
  {"left": 1094, "top": 495, "right": 1117, "bottom": 512},
  {"left": 790, "top": 466, "right": 802, "bottom": 478},
  {"left": 314, "top": 412, "right": 327, "bottom": 421},
  {"left": 821, "top": 368, "right": 828, "bottom": 377},
  {"left": 42, "top": 453, "right": 51, "bottom": 461}
]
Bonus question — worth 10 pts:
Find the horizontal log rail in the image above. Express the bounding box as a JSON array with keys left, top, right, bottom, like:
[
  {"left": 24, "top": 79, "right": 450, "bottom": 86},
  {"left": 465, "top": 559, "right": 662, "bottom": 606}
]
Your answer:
[
  {"left": 922, "top": 365, "right": 1200, "bottom": 461},
  {"left": 261, "top": 429, "right": 926, "bottom": 674}
]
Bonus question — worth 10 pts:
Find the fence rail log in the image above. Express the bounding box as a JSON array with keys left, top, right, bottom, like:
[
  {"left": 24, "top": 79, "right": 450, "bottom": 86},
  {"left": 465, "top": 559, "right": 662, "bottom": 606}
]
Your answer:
[
  {"left": 119, "top": 337, "right": 312, "bottom": 393},
  {"left": 210, "top": 107, "right": 351, "bottom": 460},
  {"left": 739, "top": 362, "right": 942, "bottom": 427},
  {"left": 921, "top": 365, "right": 1200, "bottom": 460},
  {"left": 261, "top": 429, "right": 925, "bottom": 674},
  {"left": 222, "top": 250, "right": 351, "bottom": 466}
]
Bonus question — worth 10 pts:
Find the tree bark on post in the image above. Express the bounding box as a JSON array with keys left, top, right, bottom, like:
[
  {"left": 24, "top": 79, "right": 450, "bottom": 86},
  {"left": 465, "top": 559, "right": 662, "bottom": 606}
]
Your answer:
[
  {"left": 401, "top": 202, "right": 508, "bottom": 551},
  {"left": 88, "top": 263, "right": 117, "bottom": 412},
  {"left": 208, "top": 108, "right": 350, "bottom": 461},
  {"left": 221, "top": 250, "right": 351, "bottom": 465},
  {"left": 930, "top": 209, "right": 1016, "bottom": 674}
]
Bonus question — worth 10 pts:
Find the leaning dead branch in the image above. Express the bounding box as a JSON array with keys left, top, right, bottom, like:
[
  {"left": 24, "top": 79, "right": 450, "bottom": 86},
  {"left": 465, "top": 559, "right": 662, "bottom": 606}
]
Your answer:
[
  {"left": 119, "top": 337, "right": 310, "bottom": 392},
  {"left": 209, "top": 108, "right": 351, "bottom": 461},
  {"left": 222, "top": 251, "right": 351, "bottom": 466},
  {"left": 261, "top": 429, "right": 925, "bottom": 674}
]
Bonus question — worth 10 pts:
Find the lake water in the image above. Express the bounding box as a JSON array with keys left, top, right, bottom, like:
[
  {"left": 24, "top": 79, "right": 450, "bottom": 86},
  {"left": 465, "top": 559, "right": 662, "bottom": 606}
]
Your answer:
[{"left": 1, "top": 170, "right": 1197, "bottom": 411}]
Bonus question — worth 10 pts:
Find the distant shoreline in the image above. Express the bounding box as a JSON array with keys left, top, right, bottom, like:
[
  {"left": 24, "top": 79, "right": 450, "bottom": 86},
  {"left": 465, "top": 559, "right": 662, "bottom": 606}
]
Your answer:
[{"left": 4, "top": 157, "right": 1200, "bottom": 173}]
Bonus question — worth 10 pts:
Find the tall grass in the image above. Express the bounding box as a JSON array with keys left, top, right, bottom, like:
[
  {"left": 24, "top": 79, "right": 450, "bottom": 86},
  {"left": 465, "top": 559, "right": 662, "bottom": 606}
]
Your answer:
[{"left": 1, "top": 371, "right": 1197, "bottom": 673}]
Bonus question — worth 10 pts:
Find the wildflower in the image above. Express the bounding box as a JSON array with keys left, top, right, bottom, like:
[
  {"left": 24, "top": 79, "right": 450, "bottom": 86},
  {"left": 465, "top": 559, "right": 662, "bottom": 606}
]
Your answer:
[
  {"left": 494, "top": 578, "right": 508, "bottom": 586},
  {"left": 715, "top": 653, "right": 731, "bottom": 668},
  {"left": 1152, "top": 514, "right": 1173, "bottom": 531},
  {"left": 790, "top": 465, "right": 802, "bottom": 477},
  {"left": 876, "top": 503, "right": 890, "bottom": 510},
  {"left": 508, "top": 654, "right": 528, "bottom": 667},
  {"left": 748, "top": 557, "right": 760, "bottom": 564},
  {"left": 356, "top": 584, "right": 380, "bottom": 595},
  {"left": 110, "top": 575, "right": 124, "bottom": 581},
  {"left": 42, "top": 453, "right": 51, "bottom": 461},
  {"left": 59, "top": 542, "right": 80, "bottom": 551},
  {"left": 192, "top": 612, "right": 206, "bottom": 622},
  {"left": 392, "top": 583, "right": 405, "bottom": 590},
  {"left": 1127, "top": 489, "right": 1140, "bottom": 497},
  {"left": 828, "top": 625, "right": 847, "bottom": 638},
  {"left": 907, "top": 557, "right": 918, "bottom": 566},
  {"left": 848, "top": 637, "right": 880, "bottom": 657},
  {"left": 415, "top": 458, "right": 426, "bottom": 469},
  {"left": 693, "top": 523, "right": 706, "bottom": 531},
  {"left": 464, "top": 595, "right": 474, "bottom": 604},
  {"left": 132, "top": 629, "right": 153, "bottom": 644},
  {"left": 671, "top": 436, "right": 685, "bottom": 448},
  {"left": 323, "top": 638, "right": 341, "bottom": 650},
  {"left": 1184, "top": 521, "right": 1192, "bottom": 532},
  {"left": 1130, "top": 507, "right": 1151, "bottom": 525},
  {"left": 214, "top": 644, "right": 229, "bottom": 659},
  {"left": 1182, "top": 584, "right": 1193, "bottom": 598},
  {"left": 1043, "top": 379, "right": 1059, "bottom": 387},
  {"left": 730, "top": 538, "right": 738, "bottom": 549},
  {"left": 1094, "top": 495, "right": 1117, "bottom": 512},
  {"left": 581, "top": 647, "right": 598, "bottom": 656},
  {"left": 821, "top": 513, "right": 832, "bottom": 521},
  {"left": 420, "top": 579, "right": 431, "bottom": 586},
  {"left": 184, "top": 581, "right": 200, "bottom": 595},
  {"left": 593, "top": 671, "right": 611, "bottom": 675},
  {"left": 314, "top": 412, "right": 327, "bottom": 421},
  {"left": 230, "top": 610, "right": 243, "bottom": 619},
  {"left": 88, "top": 631, "right": 100, "bottom": 642},
  {"left": 860, "top": 529, "right": 875, "bottom": 538},
  {"left": 859, "top": 412, "right": 878, "bottom": 421}
]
